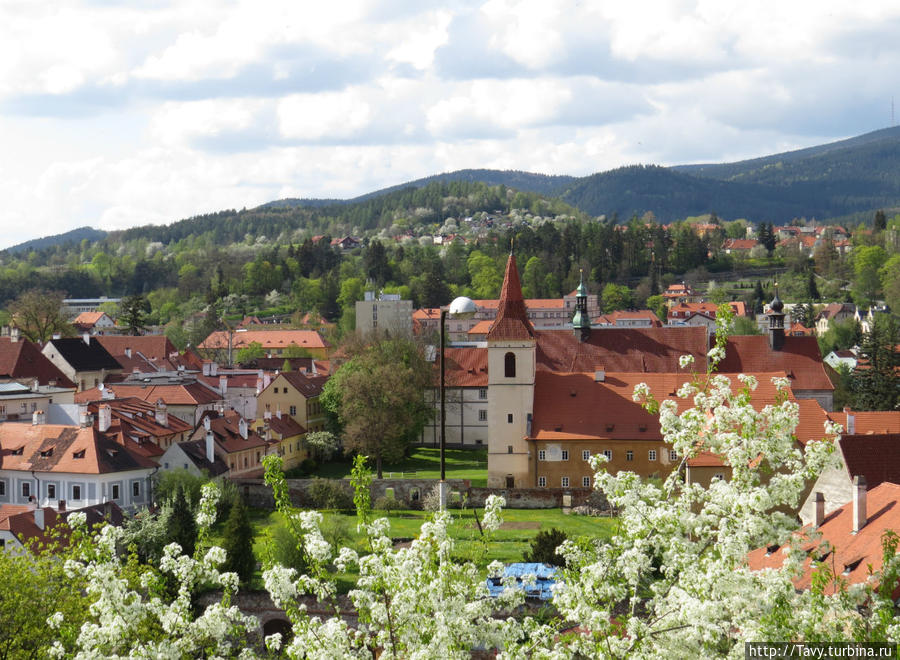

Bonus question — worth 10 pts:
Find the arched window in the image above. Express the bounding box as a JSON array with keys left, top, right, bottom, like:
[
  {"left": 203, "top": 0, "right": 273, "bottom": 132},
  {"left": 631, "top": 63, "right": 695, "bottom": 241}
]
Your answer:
[{"left": 504, "top": 352, "right": 516, "bottom": 378}]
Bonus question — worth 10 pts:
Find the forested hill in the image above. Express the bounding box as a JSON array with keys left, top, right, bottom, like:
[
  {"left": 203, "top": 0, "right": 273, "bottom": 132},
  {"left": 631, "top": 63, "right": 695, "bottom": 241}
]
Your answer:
[
  {"left": 5, "top": 226, "right": 107, "bottom": 254},
  {"left": 260, "top": 169, "right": 576, "bottom": 209}
]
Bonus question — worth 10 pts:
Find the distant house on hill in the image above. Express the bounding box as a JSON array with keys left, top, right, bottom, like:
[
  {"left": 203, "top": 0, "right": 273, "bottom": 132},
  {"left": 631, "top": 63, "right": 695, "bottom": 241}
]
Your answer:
[
  {"left": 198, "top": 329, "right": 330, "bottom": 360},
  {"left": 72, "top": 311, "right": 116, "bottom": 334}
]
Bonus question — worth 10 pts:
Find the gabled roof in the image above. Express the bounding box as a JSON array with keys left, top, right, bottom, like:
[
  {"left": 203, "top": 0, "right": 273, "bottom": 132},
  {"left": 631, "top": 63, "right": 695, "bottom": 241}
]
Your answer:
[
  {"left": 535, "top": 326, "right": 708, "bottom": 373},
  {"left": 174, "top": 439, "right": 230, "bottom": 477},
  {"left": 0, "top": 424, "right": 156, "bottom": 474},
  {"left": 73, "top": 311, "right": 112, "bottom": 327},
  {"left": 193, "top": 410, "right": 274, "bottom": 454},
  {"left": 198, "top": 329, "right": 329, "bottom": 350},
  {"left": 45, "top": 337, "right": 121, "bottom": 372},
  {"left": 486, "top": 253, "right": 535, "bottom": 342},
  {"left": 265, "top": 414, "right": 306, "bottom": 438},
  {"left": 0, "top": 502, "right": 124, "bottom": 549},
  {"left": 748, "top": 482, "right": 900, "bottom": 593},
  {"left": 270, "top": 371, "right": 329, "bottom": 398},
  {"left": 834, "top": 434, "right": 900, "bottom": 491},
  {"left": 0, "top": 338, "right": 75, "bottom": 388},
  {"left": 530, "top": 371, "right": 803, "bottom": 442},
  {"left": 828, "top": 410, "right": 900, "bottom": 435},
  {"left": 816, "top": 302, "right": 856, "bottom": 321},
  {"left": 440, "top": 347, "right": 488, "bottom": 387},
  {"left": 717, "top": 336, "right": 833, "bottom": 391},
  {"left": 94, "top": 335, "right": 177, "bottom": 362},
  {"left": 594, "top": 310, "right": 662, "bottom": 327},
  {"left": 75, "top": 381, "right": 223, "bottom": 406}
]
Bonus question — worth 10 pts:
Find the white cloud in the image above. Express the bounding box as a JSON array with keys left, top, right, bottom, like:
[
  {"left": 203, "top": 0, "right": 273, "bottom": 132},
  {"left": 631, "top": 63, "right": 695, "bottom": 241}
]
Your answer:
[{"left": 278, "top": 91, "right": 373, "bottom": 141}]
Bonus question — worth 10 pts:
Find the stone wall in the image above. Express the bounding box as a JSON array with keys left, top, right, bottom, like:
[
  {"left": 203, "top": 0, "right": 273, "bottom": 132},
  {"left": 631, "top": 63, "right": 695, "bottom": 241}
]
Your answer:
[{"left": 236, "top": 478, "right": 602, "bottom": 510}]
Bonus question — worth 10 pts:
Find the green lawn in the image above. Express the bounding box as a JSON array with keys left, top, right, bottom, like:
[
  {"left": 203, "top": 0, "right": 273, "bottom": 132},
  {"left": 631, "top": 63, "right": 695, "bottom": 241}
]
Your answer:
[
  {"left": 313, "top": 447, "right": 488, "bottom": 486},
  {"left": 218, "top": 505, "right": 618, "bottom": 590}
]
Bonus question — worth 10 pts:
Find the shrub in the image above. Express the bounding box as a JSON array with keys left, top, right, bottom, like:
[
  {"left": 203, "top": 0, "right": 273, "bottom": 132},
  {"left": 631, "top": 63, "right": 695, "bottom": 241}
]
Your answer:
[
  {"left": 524, "top": 528, "right": 568, "bottom": 567},
  {"left": 319, "top": 514, "right": 352, "bottom": 550},
  {"left": 306, "top": 478, "right": 353, "bottom": 510},
  {"left": 265, "top": 519, "right": 305, "bottom": 572},
  {"left": 374, "top": 494, "right": 403, "bottom": 512}
]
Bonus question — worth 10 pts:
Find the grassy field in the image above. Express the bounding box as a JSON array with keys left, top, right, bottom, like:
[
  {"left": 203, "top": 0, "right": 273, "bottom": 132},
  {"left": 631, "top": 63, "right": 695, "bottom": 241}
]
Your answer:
[
  {"left": 312, "top": 447, "right": 489, "bottom": 486},
  {"left": 216, "top": 505, "right": 618, "bottom": 590}
]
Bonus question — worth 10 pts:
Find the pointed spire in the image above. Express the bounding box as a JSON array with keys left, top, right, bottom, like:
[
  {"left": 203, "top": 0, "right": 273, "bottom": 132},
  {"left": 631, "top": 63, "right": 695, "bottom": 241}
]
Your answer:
[
  {"left": 572, "top": 269, "right": 591, "bottom": 342},
  {"left": 486, "top": 252, "right": 534, "bottom": 341}
]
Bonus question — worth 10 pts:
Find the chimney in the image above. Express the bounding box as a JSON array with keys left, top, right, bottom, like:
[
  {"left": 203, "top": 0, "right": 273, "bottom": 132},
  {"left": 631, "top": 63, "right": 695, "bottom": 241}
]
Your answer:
[
  {"left": 852, "top": 475, "right": 867, "bottom": 533},
  {"left": 263, "top": 410, "right": 272, "bottom": 420},
  {"left": 204, "top": 416, "right": 211, "bottom": 431},
  {"left": 275, "top": 408, "right": 282, "bottom": 419},
  {"left": 57, "top": 500, "right": 66, "bottom": 512},
  {"left": 98, "top": 404, "right": 111, "bottom": 433},
  {"left": 219, "top": 375, "right": 227, "bottom": 396},
  {"left": 202, "top": 361, "right": 211, "bottom": 376},
  {"left": 124, "top": 347, "right": 132, "bottom": 359},
  {"left": 205, "top": 430, "right": 215, "bottom": 463},
  {"left": 10, "top": 326, "right": 19, "bottom": 342},
  {"left": 32, "top": 409, "right": 45, "bottom": 425},
  {"left": 155, "top": 399, "right": 168, "bottom": 427},
  {"left": 102, "top": 386, "right": 115, "bottom": 400},
  {"left": 594, "top": 369, "right": 606, "bottom": 382},
  {"left": 83, "top": 332, "right": 91, "bottom": 345},
  {"left": 78, "top": 403, "right": 90, "bottom": 427},
  {"left": 34, "top": 508, "right": 45, "bottom": 530},
  {"left": 814, "top": 491, "right": 825, "bottom": 527},
  {"left": 239, "top": 418, "right": 248, "bottom": 440},
  {"left": 846, "top": 412, "right": 855, "bottom": 435},
  {"left": 210, "top": 361, "right": 218, "bottom": 377}
]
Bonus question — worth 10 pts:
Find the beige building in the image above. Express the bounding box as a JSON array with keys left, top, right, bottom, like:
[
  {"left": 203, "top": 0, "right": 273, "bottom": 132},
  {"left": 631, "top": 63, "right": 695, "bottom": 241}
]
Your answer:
[
  {"left": 421, "top": 347, "right": 490, "bottom": 448},
  {"left": 256, "top": 371, "right": 329, "bottom": 435},
  {"left": 355, "top": 293, "right": 412, "bottom": 337}
]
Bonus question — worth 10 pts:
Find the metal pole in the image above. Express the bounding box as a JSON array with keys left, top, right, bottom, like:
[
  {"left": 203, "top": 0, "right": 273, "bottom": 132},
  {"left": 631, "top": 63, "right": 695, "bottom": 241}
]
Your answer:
[{"left": 439, "top": 308, "right": 447, "bottom": 509}]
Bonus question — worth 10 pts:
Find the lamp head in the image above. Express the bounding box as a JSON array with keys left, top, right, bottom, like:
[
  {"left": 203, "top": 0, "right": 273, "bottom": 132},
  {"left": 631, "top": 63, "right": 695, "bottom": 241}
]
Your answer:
[{"left": 448, "top": 296, "right": 477, "bottom": 319}]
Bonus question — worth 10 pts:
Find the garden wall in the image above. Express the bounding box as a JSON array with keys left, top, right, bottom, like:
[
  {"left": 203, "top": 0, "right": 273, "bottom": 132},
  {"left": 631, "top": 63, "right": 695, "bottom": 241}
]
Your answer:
[{"left": 236, "top": 478, "right": 602, "bottom": 510}]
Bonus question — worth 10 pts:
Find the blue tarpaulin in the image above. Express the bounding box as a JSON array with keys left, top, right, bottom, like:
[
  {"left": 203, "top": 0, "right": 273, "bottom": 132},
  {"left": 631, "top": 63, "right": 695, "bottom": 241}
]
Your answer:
[{"left": 486, "top": 562, "right": 558, "bottom": 601}]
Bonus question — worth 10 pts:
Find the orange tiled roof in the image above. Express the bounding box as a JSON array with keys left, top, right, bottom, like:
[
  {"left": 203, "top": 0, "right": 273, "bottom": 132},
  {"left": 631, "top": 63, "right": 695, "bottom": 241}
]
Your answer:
[
  {"left": 193, "top": 410, "right": 274, "bottom": 454},
  {"left": 73, "top": 311, "right": 108, "bottom": 326},
  {"left": 467, "top": 320, "right": 493, "bottom": 335},
  {"left": 486, "top": 253, "right": 535, "bottom": 342},
  {"left": 717, "top": 335, "right": 833, "bottom": 392},
  {"left": 535, "top": 326, "right": 708, "bottom": 373},
  {"left": 198, "top": 329, "right": 329, "bottom": 350},
  {"left": 265, "top": 414, "right": 306, "bottom": 437},
  {"left": 440, "top": 347, "right": 488, "bottom": 387},
  {"left": 76, "top": 382, "right": 223, "bottom": 406},
  {"left": 748, "top": 482, "right": 900, "bottom": 593},
  {"left": 829, "top": 410, "right": 900, "bottom": 435},
  {"left": 95, "top": 335, "right": 177, "bottom": 361},
  {"left": 595, "top": 310, "right": 662, "bottom": 326},
  {"left": 0, "top": 424, "right": 157, "bottom": 474},
  {"left": 530, "top": 371, "right": 802, "bottom": 442}
]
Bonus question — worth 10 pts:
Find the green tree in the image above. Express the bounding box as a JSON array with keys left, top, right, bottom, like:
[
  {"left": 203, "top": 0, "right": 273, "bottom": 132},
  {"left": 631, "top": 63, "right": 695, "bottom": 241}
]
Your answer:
[
  {"left": 646, "top": 294, "right": 667, "bottom": 324},
  {"left": 235, "top": 341, "right": 265, "bottom": 365},
  {"left": 806, "top": 270, "right": 820, "bottom": 300},
  {"left": 221, "top": 498, "right": 255, "bottom": 585},
  {"left": 852, "top": 245, "right": 888, "bottom": 307},
  {"left": 166, "top": 485, "right": 197, "bottom": 557},
  {"left": 524, "top": 527, "right": 568, "bottom": 567},
  {"left": 852, "top": 314, "right": 900, "bottom": 411},
  {"left": 817, "top": 316, "right": 862, "bottom": 356},
  {"left": 875, "top": 209, "right": 887, "bottom": 232},
  {"left": 601, "top": 283, "right": 632, "bottom": 312},
  {"left": 522, "top": 256, "right": 548, "bottom": 298},
  {"left": 322, "top": 337, "right": 432, "bottom": 478},
  {"left": 879, "top": 254, "right": 900, "bottom": 313},
  {"left": 119, "top": 294, "right": 151, "bottom": 335},
  {"left": 732, "top": 316, "right": 761, "bottom": 335},
  {"left": 8, "top": 288, "right": 73, "bottom": 343}
]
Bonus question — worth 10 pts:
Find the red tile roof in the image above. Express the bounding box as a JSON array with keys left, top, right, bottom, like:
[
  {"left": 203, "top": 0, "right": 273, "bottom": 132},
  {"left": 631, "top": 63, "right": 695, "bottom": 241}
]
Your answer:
[
  {"left": 0, "top": 337, "right": 75, "bottom": 388},
  {"left": 486, "top": 253, "right": 535, "bottom": 342},
  {"left": 535, "top": 326, "right": 709, "bottom": 373},
  {"left": 717, "top": 335, "right": 833, "bottom": 391},
  {"left": 828, "top": 410, "right": 900, "bottom": 435},
  {"left": 834, "top": 434, "right": 900, "bottom": 491},
  {"left": 95, "top": 335, "right": 177, "bottom": 361},
  {"left": 748, "top": 482, "right": 900, "bottom": 593},
  {"left": 441, "top": 347, "right": 488, "bottom": 387},
  {"left": 193, "top": 410, "right": 275, "bottom": 454},
  {"left": 198, "top": 329, "right": 329, "bottom": 350},
  {"left": 75, "top": 382, "right": 223, "bottom": 406},
  {"left": 265, "top": 414, "right": 306, "bottom": 437},
  {"left": 594, "top": 310, "right": 663, "bottom": 327},
  {"left": 531, "top": 371, "right": 798, "bottom": 442},
  {"left": 0, "top": 424, "right": 157, "bottom": 474},
  {"left": 73, "top": 311, "right": 110, "bottom": 327},
  {"left": 271, "top": 371, "right": 329, "bottom": 398},
  {"left": 0, "top": 502, "right": 124, "bottom": 550}
]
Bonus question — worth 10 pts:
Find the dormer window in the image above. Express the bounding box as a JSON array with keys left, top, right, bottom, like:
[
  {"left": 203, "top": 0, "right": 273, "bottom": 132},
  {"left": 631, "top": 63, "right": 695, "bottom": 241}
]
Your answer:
[
  {"left": 12, "top": 446, "right": 24, "bottom": 455},
  {"left": 40, "top": 448, "right": 53, "bottom": 457},
  {"left": 73, "top": 449, "right": 86, "bottom": 459}
]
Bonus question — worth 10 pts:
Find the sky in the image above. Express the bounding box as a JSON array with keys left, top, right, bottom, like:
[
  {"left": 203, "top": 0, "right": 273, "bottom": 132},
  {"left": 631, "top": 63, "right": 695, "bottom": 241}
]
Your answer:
[{"left": 1, "top": 0, "right": 899, "bottom": 251}]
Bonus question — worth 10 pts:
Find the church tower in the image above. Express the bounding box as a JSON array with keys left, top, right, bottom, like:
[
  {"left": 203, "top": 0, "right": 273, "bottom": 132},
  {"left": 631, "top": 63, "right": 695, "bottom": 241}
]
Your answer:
[{"left": 486, "top": 251, "right": 536, "bottom": 488}]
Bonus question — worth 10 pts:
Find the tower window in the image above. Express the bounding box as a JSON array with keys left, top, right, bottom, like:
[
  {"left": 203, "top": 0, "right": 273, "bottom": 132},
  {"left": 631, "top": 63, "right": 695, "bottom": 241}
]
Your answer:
[
  {"left": 504, "top": 352, "right": 516, "bottom": 378},
  {"left": 507, "top": 413, "right": 513, "bottom": 423}
]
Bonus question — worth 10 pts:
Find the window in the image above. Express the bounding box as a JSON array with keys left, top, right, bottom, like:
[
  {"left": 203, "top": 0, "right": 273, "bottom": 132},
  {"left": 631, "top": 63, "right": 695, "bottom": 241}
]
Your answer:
[
  {"left": 111, "top": 484, "right": 120, "bottom": 500},
  {"left": 626, "top": 450, "right": 634, "bottom": 461},
  {"left": 561, "top": 477, "right": 570, "bottom": 487},
  {"left": 582, "top": 476, "right": 591, "bottom": 488},
  {"left": 669, "top": 450, "right": 678, "bottom": 461},
  {"left": 507, "top": 445, "right": 513, "bottom": 454},
  {"left": 713, "top": 473, "right": 724, "bottom": 481},
  {"left": 561, "top": 450, "right": 569, "bottom": 461},
  {"left": 22, "top": 482, "right": 30, "bottom": 498},
  {"left": 538, "top": 450, "right": 546, "bottom": 461},
  {"left": 47, "top": 484, "right": 56, "bottom": 499},
  {"left": 603, "top": 449, "right": 612, "bottom": 461},
  {"left": 478, "top": 388, "right": 487, "bottom": 400},
  {"left": 478, "top": 410, "right": 487, "bottom": 421},
  {"left": 504, "top": 352, "right": 516, "bottom": 378},
  {"left": 256, "top": 452, "right": 261, "bottom": 463},
  {"left": 582, "top": 450, "right": 590, "bottom": 461},
  {"left": 0, "top": 480, "right": 5, "bottom": 496},
  {"left": 507, "top": 413, "right": 513, "bottom": 424},
  {"left": 538, "top": 476, "right": 546, "bottom": 487},
  {"left": 648, "top": 450, "right": 657, "bottom": 461},
  {"left": 289, "top": 406, "right": 297, "bottom": 416},
  {"left": 72, "top": 485, "right": 82, "bottom": 500},
  {"left": 133, "top": 482, "right": 140, "bottom": 497}
]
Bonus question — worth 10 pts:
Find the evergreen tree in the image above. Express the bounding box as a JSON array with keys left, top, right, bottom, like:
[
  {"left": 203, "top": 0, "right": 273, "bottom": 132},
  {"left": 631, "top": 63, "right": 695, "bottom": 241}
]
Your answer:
[
  {"left": 806, "top": 270, "right": 820, "bottom": 300},
  {"left": 875, "top": 209, "right": 887, "bottom": 232},
  {"left": 852, "top": 314, "right": 900, "bottom": 411},
  {"left": 222, "top": 498, "right": 255, "bottom": 585},
  {"left": 166, "top": 485, "right": 197, "bottom": 557}
]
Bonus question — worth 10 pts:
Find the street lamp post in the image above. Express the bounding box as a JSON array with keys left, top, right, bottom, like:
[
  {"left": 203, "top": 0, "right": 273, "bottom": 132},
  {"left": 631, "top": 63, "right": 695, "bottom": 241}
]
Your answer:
[{"left": 439, "top": 296, "right": 477, "bottom": 510}]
